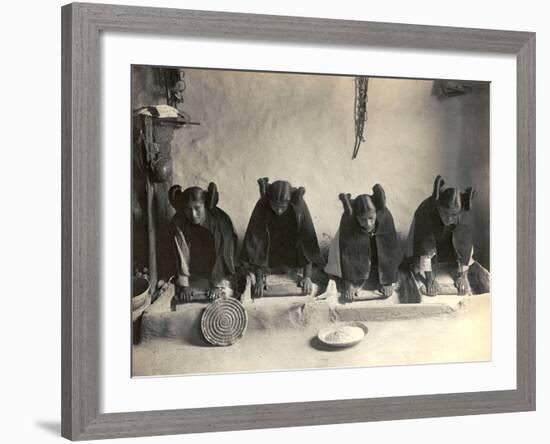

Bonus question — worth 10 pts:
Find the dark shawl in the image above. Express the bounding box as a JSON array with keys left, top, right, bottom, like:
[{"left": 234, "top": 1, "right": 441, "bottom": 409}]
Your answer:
[
  {"left": 412, "top": 196, "right": 473, "bottom": 267},
  {"left": 171, "top": 207, "right": 237, "bottom": 283},
  {"left": 241, "top": 194, "right": 324, "bottom": 268},
  {"left": 339, "top": 206, "right": 399, "bottom": 285}
]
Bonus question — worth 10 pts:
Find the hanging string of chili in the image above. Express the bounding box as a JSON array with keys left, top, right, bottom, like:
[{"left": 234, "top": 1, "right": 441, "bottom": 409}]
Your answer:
[{"left": 353, "top": 76, "right": 369, "bottom": 159}]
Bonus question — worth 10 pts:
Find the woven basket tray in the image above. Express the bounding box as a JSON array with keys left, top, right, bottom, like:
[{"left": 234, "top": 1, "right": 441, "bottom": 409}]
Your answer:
[{"left": 200, "top": 298, "right": 248, "bottom": 346}]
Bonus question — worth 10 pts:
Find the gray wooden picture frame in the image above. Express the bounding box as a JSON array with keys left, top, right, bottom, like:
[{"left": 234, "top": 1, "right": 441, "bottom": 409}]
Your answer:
[{"left": 61, "top": 2, "right": 536, "bottom": 440}]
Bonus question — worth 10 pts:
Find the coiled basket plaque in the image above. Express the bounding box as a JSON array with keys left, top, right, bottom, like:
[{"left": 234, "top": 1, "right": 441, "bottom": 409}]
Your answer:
[{"left": 200, "top": 297, "right": 248, "bottom": 346}]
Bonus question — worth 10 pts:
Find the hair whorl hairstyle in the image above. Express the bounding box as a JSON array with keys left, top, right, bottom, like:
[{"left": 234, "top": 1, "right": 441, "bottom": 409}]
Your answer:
[
  {"left": 461, "top": 187, "right": 475, "bottom": 211},
  {"left": 431, "top": 175, "right": 475, "bottom": 211},
  {"left": 267, "top": 180, "right": 293, "bottom": 204},
  {"left": 432, "top": 175, "right": 445, "bottom": 201},
  {"left": 168, "top": 185, "right": 206, "bottom": 211},
  {"left": 438, "top": 188, "right": 462, "bottom": 210},
  {"left": 206, "top": 182, "right": 219, "bottom": 209},
  {"left": 353, "top": 194, "right": 377, "bottom": 215},
  {"left": 339, "top": 193, "right": 353, "bottom": 215},
  {"left": 371, "top": 184, "right": 386, "bottom": 210},
  {"left": 257, "top": 177, "right": 269, "bottom": 198}
]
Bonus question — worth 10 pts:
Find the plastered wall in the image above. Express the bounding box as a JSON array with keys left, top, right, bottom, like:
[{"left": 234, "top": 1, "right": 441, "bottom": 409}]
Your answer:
[{"left": 132, "top": 66, "right": 490, "bottom": 268}]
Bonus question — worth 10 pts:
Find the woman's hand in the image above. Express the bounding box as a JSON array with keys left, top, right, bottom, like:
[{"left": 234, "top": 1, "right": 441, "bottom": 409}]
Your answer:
[
  {"left": 380, "top": 285, "right": 393, "bottom": 298},
  {"left": 455, "top": 272, "right": 470, "bottom": 295},
  {"left": 253, "top": 269, "right": 265, "bottom": 298},
  {"left": 300, "top": 277, "right": 313, "bottom": 295},
  {"left": 175, "top": 285, "right": 193, "bottom": 302},
  {"left": 343, "top": 282, "right": 356, "bottom": 303}
]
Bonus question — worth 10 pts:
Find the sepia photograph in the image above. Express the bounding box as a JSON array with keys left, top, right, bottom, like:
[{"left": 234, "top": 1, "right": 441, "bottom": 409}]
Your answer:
[
  {"left": 1, "top": 0, "right": 540, "bottom": 442},
  {"left": 131, "top": 65, "right": 491, "bottom": 377}
]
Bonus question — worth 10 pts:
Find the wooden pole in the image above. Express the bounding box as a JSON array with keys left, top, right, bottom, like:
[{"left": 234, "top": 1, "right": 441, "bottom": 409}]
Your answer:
[{"left": 144, "top": 116, "right": 158, "bottom": 293}]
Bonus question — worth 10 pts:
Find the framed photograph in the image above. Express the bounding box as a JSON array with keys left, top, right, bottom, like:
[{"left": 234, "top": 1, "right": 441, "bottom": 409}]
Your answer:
[{"left": 62, "top": 2, "right": 535, "bottom": 440}]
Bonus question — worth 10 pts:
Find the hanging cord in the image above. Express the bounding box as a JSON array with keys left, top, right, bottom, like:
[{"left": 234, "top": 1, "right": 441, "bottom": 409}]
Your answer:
[{"left": 353, "top": 76, "right": 369, "bottom": 159}]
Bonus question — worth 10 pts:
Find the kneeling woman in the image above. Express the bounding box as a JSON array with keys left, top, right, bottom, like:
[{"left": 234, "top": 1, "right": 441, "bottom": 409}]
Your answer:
[
  {"left": 406, "top": 175, "right": 479, "bottom": 296},
  {"left": 240, "top": 178, "right": 324, "bottom": 298},
  {"left": 169, "top": 182, "right": 237, "bottom": 302},
  {"left": 325, "top": 185, "right": 400, "bottom": 302}
]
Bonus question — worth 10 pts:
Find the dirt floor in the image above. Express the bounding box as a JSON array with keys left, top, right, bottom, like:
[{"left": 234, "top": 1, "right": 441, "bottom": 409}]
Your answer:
[{"left": 132, "top": 293, "right": 491, "bottom": 377}]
